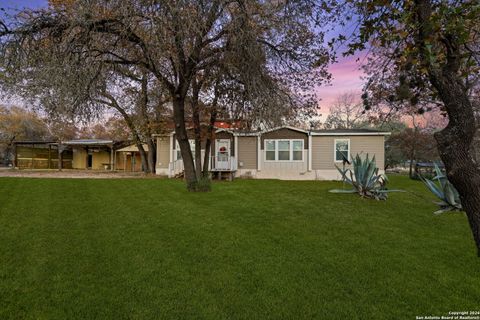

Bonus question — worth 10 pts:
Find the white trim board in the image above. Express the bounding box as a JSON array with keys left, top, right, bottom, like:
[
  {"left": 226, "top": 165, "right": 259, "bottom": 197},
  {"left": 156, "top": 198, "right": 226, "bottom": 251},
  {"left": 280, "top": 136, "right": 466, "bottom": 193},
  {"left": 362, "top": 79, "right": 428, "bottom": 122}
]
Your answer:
[{"left": 311, "top": 132, "right": 390, "bottom": 136}]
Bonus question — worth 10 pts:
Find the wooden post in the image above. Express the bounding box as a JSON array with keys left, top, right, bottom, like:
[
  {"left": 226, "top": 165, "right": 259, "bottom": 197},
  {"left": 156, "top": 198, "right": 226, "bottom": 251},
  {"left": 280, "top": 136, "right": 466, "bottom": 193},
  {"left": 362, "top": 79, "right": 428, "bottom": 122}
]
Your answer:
[
  {"left": 58, "top": 144, "right": 63, "bottom": 171},
  {"left": 110, "top": 146, "right": 114, "bottom": 171},
  {"left": 85, "top": 147, "right": 89, "bottom": 169},
  {"left": 13, "top": 143, "right": 17, "bottom": 168},
  {"left": 31, "top": 143, "right": 35, "bottom": 169},
  {"left": 48, "top": 144, "right": 52, "bottom": 169}
]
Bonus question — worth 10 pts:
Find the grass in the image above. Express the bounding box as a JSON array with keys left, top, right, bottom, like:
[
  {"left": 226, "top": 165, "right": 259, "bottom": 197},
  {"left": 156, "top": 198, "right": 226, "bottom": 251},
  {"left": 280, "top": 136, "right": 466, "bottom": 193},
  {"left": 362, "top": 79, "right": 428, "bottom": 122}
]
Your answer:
[{"left": 0, "top": 176, "right": 479, "bottom": 319}]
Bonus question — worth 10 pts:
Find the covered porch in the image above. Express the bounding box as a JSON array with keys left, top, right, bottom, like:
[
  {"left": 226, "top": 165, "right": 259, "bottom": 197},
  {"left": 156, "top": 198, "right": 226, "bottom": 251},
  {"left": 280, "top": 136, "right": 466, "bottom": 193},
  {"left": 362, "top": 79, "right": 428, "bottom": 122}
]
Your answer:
[
  {"left": 115, "top": 144, "right": 149, "bottom": 172},
  {"left": 61, "top": 139, "right": 114, "bottom": 170},
  {"left": 167, "top": 133, "right": 238, "bottom": 178}
]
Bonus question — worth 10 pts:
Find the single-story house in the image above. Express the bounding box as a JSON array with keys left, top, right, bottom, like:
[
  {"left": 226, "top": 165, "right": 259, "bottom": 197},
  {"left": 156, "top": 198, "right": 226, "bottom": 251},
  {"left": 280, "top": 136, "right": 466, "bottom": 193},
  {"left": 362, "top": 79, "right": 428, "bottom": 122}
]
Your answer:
[{"left": 155, "top": 126, "right": 390, "bottom": 180}]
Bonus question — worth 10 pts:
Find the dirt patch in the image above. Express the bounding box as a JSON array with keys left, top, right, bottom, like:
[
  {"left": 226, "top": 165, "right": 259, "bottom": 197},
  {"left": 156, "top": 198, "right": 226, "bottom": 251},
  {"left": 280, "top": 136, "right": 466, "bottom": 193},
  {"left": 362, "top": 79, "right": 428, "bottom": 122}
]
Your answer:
[{"left": 0, "top": 169, "right": 164, "bottom": 179}]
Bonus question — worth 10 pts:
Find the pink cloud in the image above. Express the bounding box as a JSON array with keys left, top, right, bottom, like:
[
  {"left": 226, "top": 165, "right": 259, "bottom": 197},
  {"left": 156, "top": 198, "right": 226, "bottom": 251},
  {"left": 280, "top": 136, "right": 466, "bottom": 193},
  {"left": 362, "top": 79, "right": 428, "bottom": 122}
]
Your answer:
[{"left": 316, "top": 54, "right": 366, "bottom": 115}]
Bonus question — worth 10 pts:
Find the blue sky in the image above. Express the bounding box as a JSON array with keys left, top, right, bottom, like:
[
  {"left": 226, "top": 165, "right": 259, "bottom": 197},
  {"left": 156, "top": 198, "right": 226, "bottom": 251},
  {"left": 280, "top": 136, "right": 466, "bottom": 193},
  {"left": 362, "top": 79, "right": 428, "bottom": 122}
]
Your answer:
[{"left": 1, "top": 0, "right": 47, "bottom": 9}]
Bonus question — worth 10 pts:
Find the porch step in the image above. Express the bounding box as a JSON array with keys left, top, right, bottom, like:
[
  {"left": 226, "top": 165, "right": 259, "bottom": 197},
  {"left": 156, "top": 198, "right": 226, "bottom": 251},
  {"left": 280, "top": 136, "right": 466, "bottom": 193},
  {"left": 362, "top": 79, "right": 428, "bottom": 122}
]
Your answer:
[
  {"left": 212, "top": 171, "right": 235, "bottom": 181},
  {"left": 173, "top": 172, "right": 184, "bottom": 179}
]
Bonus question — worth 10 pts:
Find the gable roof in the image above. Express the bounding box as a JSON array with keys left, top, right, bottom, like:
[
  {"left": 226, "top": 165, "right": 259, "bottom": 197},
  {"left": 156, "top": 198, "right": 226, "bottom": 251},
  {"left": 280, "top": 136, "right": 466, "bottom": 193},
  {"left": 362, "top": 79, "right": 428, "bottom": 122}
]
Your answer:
[
  {"left": 261, "top": 126, "right": 309, "bottom": 134},
  {"left": 310, "top": 128, "right": 390, "bottom": 136},
  {"left": 62, "top": 139, "right": 114, "bottom": 145},
  {"left": 153, "top": 126, "right": 390, "bottom": 138}
]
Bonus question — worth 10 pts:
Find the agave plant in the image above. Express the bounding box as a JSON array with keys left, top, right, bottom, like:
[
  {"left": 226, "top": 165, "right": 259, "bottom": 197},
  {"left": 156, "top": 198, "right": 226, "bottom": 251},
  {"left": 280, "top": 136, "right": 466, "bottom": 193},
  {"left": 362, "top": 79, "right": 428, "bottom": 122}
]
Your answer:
[
  {"left": 420, "top": 164, "right": 462, "bottom": 215},
  {"left": 329, "top": 154, "right": 401, "bottom": 200}
]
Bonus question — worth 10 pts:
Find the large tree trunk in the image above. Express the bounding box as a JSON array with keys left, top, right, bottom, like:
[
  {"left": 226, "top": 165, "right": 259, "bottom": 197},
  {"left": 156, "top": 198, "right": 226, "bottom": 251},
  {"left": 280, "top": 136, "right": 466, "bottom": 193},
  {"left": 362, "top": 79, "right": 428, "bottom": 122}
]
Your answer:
[
  {"left": 173, "top": 96, "right": 197, "bottom": 190},
  {"left": 415, "top": 0, "right": 480, "bottom": 256},
  {"left": 136, "top": 142, "right": 149, "bottom": 173},
  {"left": 432, "top": 78, "right": 480, "bottom": 257},
  {"left": 139, "top": 72, "right": 156, "bottom": 174},
  {"left": 191, "top": 81, "right": 203, "bottom": 180},
  {"left": 203, "top": 109, "right": 217, "bottom": 177},
  {"left": 146, "top": 137, "right": 156, "bottom": 174}
]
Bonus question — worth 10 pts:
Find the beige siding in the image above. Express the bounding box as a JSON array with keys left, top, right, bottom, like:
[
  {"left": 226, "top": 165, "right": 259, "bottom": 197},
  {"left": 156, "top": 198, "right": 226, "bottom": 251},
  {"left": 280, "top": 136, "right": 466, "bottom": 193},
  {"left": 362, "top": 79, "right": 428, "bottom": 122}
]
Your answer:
[
  {"left": 116, "top": 152, "right": 143, "bottom": 171},
  {"left": 238, "top": 136, "right": 257, "bottom": 169},
  {"left": 72, "top": 147, "right": 87, "bottom": 169},
  {"left": 92, "top": 151, "right": 111, "bottom": 170},
  {"left": 156, "top": 136, "right": 171, "bottom": 169},
  {"left": 72, "top": 147, "right": 111, "bottom": 169},
  {"left": 312, "top": 136, "right": 385, "bottom": 170}
]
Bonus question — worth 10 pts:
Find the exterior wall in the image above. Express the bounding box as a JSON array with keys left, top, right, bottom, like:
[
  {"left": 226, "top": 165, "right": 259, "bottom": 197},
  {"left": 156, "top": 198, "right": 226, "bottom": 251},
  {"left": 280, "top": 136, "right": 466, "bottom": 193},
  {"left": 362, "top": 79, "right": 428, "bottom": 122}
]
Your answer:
[
  {"left": 255, "top": 128, "right": 309, "bottom": 180},
  {"left": 116, "top": 152, "right": 143, "bottom": 171},
  {"left": 237, "top": 136, "right": 257, "bottom": 170},
  {"left": 156, "top": 136, "right": 171, "bottom": 169},
  {"left": 72, "top": 147, "right": 87, "bottom": 169},
  {"left": 15, "top": 145, "right": 73, "bottom": 169},
  {"left": 72, "top": 147, "right": 111, "bottom": 170},
  {"left": 256, "top": 150, "right": 310, "bottom": 180},
  {"left": 92, "top": 151, "right": 111, "bottom": 170},
  {"left": 312, "top": 135, "right": 385, "bottom": 171}
]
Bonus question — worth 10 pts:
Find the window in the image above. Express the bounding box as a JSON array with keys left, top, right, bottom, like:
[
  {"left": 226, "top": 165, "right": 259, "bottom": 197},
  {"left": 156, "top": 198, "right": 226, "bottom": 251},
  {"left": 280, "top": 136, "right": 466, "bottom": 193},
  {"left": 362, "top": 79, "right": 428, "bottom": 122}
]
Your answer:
[
  {"left": 292, "top": 141, "right": 303, "bottom": 160},
  {"left": 264, "top": 139, "right": 304, "bottom": 161},
  {"left": 176, "top": 140, "right": 196, "bottom": 160},
  {"left": 278, "top": 141, "right": 290, "bottom": 160},
  {"left": 266, "top": 140, "right": 276, "bottom": 161},
  {"left": 335, "top": 139, "right": 350, "bottom": 162}
]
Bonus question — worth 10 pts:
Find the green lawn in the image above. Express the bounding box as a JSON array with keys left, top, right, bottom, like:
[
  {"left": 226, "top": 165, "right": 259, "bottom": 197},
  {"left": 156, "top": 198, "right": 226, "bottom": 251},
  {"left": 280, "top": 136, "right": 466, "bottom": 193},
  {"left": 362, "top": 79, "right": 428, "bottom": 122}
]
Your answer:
[{"left": 0, "top": 176, "right": 479, "bottom": 319}]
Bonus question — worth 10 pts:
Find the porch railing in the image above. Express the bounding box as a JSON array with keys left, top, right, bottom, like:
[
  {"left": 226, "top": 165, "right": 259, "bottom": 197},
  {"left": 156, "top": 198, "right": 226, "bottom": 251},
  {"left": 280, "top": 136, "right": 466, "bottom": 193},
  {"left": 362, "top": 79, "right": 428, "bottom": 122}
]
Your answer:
[
  {"left": 168, "top": 155, "right": 237, "bottom": 177},
  {"left": 210, "top": 156, "right": 237, "bottom": 171},
  {"left": 169, "top": 159, "right": 184, "bottom": 177}
]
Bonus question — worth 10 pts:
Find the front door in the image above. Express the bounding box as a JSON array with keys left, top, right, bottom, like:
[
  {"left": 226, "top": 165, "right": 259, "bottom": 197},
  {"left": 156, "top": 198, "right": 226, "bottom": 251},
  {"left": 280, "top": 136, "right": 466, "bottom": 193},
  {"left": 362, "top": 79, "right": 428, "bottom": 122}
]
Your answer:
[
  {"left": 215, "top": 139, "right": 230, "bottom": 170},
  {"left": 87, "top": 154, "right": 93, "bottom": 169}
]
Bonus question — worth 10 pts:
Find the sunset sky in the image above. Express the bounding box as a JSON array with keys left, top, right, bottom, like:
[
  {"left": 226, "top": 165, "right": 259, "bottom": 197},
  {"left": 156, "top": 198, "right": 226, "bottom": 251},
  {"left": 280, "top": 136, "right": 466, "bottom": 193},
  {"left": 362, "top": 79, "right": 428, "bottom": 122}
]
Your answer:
[{"left": 1, "top": 0, "right": 366, "bottom": 115}]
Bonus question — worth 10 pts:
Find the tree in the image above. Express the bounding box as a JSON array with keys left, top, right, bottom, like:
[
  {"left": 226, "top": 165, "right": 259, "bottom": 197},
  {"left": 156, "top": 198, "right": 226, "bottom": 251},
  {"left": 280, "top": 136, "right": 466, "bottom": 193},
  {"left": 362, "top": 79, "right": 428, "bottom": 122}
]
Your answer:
[
  {"left": 323, "top": 92, "right": 368, "bottom": 129},
  {"left": 0, "top": 0, "right": 332, "bottom": 191},
  {"left": 335, "top": 0, "right": 480, "bottom": 255}
]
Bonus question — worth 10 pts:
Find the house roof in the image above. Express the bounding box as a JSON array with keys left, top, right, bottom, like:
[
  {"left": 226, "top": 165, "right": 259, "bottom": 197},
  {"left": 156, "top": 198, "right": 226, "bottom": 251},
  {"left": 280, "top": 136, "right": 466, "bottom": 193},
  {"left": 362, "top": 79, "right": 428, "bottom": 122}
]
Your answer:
[
  {"left": 310, "top": 128, "right": 391, "bottom": 136},
  {"left": 61, "top": 139, "right": 114, "bottom": 145},
  {"left": 153, "top": 126, "right": 391, "bottom": 138},
  {"left": 13, "top": 140, "right": 58, "bottom": 145},
  {"left": 116, "top": 144, "right": 149, "bottom": 152},
  {"left": 261, "top": 126, "right": 309, "bottom": 134}
]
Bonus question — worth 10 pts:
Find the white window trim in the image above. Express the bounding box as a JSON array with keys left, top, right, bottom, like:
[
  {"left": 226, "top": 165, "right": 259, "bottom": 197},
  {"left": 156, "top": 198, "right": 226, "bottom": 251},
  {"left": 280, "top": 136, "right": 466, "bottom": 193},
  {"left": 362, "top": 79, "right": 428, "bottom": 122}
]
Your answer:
[
  {"left": 264, "top": 139, "right": 304, "bottom": 162},
  {"left": 175, "top": 139, "right": 196, "bottom": 160},
  {"left": 334, "top": 139, "right": 351, "bottom": 163}
]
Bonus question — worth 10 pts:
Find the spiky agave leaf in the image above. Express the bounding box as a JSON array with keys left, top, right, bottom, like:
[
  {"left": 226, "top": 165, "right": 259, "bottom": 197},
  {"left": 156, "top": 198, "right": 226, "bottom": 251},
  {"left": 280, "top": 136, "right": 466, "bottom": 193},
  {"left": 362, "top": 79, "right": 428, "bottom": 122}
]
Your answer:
[
  {"left": 329, "top": 153, "right": 402, "bottom": 201},
  {"left": 419, "top": 164, "right": 462, "bottom": 214},
  {"left": 329, "top": 189, "right": 357, "bottom": 193}
]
